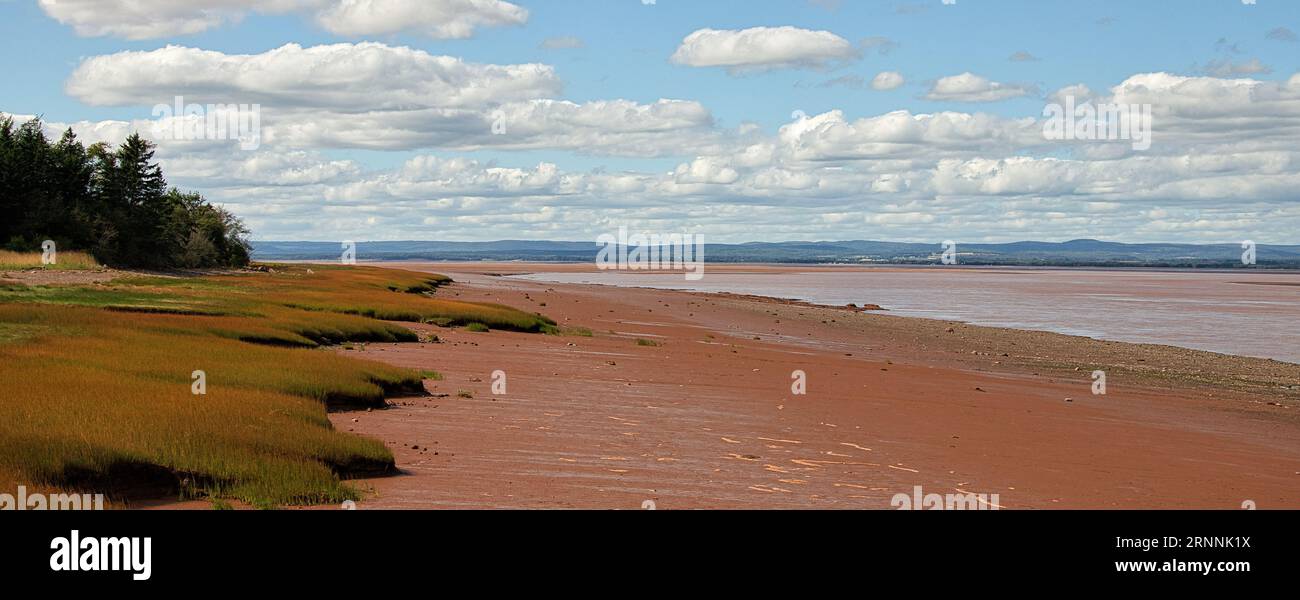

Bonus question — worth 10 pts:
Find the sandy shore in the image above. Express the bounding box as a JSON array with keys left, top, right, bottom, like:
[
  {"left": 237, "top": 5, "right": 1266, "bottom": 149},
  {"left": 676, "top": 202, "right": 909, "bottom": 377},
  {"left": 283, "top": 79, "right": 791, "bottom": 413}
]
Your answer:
[{"left": 329, "top": 263, "right": 1300, "bottom": 509}]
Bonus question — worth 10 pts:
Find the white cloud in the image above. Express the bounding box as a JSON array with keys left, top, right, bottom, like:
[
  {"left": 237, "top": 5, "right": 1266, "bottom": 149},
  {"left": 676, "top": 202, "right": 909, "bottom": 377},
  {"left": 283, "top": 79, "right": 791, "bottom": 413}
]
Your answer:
[
  {"left": 871, "top": 71, "right": 905, "bottom": 91},
  {"left": 925, "top": 72, "right": 1032, "bottom": 102},
  {"left": 37, "top": 0, "right": 527, "bottom": 40},
  {"left": 774, "top": 109, "right": 1042, "bottom": 163},
  {"left": 670, "top": 26, "right": 858, "bottom": 73},
  {"left": 66, "top": 43, "right": 560, "bottom": 109},
  {"left": 266, "top": 98, "right": 728, "bottom": 156},
  {"left": 314, "top": 0, "right": 528, "bottom": 39},
  {"left": 61, "top": 43, "right": 736, "bottom": 156},
  {"left": 674, "top": 157, "right": 740, "bottom": 185}
]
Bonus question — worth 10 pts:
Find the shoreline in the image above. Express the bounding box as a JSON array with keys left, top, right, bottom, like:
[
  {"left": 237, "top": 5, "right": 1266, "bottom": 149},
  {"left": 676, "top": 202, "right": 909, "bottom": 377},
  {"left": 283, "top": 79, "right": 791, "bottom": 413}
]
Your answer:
[
  {"left": 501, "top": 267, "right": 1300, "bottom": 366},
  {"left": 270, "top": 258, "right": 1300, "bottom": 276},
  {"left": 318, "top": 262, "right": 1300, "bottom": 509}
]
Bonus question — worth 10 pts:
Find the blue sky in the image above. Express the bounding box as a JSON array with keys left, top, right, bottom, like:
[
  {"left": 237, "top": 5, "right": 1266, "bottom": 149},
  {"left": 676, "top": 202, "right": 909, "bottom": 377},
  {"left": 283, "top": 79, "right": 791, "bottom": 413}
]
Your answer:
[{"left": 2, "top": 1, "right": 1299, "bottom": 242}]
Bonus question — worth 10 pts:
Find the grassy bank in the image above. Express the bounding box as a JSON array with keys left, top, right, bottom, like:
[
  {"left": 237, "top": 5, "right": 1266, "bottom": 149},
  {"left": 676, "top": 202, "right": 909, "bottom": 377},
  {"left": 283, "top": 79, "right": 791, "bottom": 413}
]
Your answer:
[
  {"left": 0, "top": 263, "right": 554, "bottom": 507},
  {"left": 0, "top": 249, "right": 101, "bottom": 271}
]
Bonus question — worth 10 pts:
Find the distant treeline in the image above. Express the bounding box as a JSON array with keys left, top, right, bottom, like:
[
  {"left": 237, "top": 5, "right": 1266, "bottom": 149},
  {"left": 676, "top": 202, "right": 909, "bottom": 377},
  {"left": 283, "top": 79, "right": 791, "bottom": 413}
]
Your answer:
[
  {"left": 0, "top": 116, "right": 250, "bottom": 268},
  {"left": 253, "top": 239, "right": 1300, "bottom": 268}
]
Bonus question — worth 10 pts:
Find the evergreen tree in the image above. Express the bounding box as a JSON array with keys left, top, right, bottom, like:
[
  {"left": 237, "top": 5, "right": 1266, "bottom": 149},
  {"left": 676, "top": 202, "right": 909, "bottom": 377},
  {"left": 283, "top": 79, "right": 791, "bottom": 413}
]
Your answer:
[{"left": 0, "top": 117, "right": 251, "bottom": 269}]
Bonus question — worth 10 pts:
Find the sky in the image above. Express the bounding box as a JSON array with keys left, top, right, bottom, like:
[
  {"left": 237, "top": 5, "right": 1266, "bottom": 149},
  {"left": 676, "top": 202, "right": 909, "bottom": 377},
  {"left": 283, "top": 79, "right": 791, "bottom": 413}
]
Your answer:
[{"left": 2, "top": 0, "right": 1299, "bottom": 243}]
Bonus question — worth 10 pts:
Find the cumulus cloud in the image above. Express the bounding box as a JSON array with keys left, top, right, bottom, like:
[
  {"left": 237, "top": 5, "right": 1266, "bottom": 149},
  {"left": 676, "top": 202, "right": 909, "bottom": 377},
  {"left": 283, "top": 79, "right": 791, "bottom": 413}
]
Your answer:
[
  {"left": 674, "top": 157, "right": 740, "bottom": 184},
  {"left": 37, "top": 0, "right": 527, "bottom": 40},
  {"left": 271, "top": 98, "right": 729, "bottom": 156},
  {"left": 314, "top": 0, "right": 527, "bottom": 38},
  {"left": 774, "top": 109, "right": 1042, "bottom": 164},
  {"left": 670, "top": 26, "right": 858, "bottom": 73},
  {"left": 66, "top": 43, "right": 559, "bottom": 110},
  {"left": 60, "top": 42, "right": 746, "bottom": 156},
  {"left": 871, "top": 71, "right": 905, "bottom": 91},
  {"left": 925, "top": 72, "right": 1033, "bottom": 102}
]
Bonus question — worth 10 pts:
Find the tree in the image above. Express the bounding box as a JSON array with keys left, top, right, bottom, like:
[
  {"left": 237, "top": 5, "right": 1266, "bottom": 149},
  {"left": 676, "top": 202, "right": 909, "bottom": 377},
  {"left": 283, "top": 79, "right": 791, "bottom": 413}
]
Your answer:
[{"left": 0, "top": 117, "right": 252, "bottom": 269}]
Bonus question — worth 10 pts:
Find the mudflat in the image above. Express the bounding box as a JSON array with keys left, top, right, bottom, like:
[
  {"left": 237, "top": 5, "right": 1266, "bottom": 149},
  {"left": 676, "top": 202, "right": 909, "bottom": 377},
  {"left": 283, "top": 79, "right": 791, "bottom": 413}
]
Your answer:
[{"left": 328, "top": 263, "right": 1300, "bottom": 509}]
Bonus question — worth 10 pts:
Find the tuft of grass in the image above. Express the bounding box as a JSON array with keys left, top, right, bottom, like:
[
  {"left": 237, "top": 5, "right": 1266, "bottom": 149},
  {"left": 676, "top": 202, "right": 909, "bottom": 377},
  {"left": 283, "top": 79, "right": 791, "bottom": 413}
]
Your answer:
[
  {"left": 565, "top": 327, "right": 594, "bottom": 337},
  {"left": 261, "top": 266, "right": 553, "bottom": 333},
  {"left": 457, "top": 390, "right": 474, "bottom": 399},
  {"left": 0, "top": 264, "right": 552, "bottom": 507},
  {"left": 0, "top": 250, "right": 100, "bottom": 271},
  {"left": 464, "top": 322, "right": 490, "bottom": 333},
  {"left": 636, "top": 338, "right": 660, "bottom": 347},
  {"left": 420, "top": 370, "right": 444, "bottom": 381}
]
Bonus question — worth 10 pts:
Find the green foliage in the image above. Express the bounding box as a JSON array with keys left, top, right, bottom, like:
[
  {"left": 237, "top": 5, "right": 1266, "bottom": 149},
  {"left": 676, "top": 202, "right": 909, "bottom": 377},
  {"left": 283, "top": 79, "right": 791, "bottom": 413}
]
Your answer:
[{"left": 0, "top": 117, "right": 250, "bottom": 268}]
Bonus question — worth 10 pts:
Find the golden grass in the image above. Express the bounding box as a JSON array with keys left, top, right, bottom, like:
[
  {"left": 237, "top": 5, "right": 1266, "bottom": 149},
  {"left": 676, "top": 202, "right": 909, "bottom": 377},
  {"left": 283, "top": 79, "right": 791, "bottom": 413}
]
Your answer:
[
  {"left": 0, "top": 250, "right": 101, "bottom": 271},
  {"left": 0, "top": 264, "right": 552, "bottom": 506}
]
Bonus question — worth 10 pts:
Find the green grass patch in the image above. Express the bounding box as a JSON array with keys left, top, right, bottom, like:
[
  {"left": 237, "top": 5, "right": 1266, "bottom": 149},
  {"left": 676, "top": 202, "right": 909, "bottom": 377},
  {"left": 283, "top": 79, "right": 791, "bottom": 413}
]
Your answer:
[
  {"left": 0, "top": 264, "right": 552, "bottom": 507},
  {"left": 0, "top": 250, "right": 100, "bottom": 271}
]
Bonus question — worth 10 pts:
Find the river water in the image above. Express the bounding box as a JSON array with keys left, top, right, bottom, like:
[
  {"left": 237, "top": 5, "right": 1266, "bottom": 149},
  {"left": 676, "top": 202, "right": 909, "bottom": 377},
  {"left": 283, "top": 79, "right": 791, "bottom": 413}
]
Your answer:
[{"left": 516, "top": 268, "right": 1300, "bottom": 363}]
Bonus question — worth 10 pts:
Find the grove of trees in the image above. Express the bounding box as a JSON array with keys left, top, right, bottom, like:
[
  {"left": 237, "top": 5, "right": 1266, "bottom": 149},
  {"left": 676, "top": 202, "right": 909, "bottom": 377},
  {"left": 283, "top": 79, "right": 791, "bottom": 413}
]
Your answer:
[{"left": 0, "top": 116, "right": 251, "bottom": 268}]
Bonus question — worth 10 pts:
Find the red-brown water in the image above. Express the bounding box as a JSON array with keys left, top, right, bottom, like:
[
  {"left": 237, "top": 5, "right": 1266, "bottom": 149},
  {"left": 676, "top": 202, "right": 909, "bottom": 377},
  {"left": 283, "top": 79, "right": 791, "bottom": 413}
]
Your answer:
[{"left": 518, "top": 268, "right": 1300, "bottom": 363}]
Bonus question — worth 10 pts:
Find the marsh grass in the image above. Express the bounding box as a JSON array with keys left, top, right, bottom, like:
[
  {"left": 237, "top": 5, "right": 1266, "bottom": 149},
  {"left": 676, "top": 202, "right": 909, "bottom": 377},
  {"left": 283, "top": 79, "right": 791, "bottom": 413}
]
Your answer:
[
  {"left": 0, "top": 264, "right": 550, "bottom": 506},
  {"left": 0, "top": 250, "right": 101, "bottom": 271}
]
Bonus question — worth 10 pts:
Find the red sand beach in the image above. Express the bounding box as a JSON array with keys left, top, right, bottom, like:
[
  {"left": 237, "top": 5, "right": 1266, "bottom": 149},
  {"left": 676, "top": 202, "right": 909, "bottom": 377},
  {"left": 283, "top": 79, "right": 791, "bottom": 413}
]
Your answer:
[{"left": 324, "top": 263, "right": 1300, "bottom": 509}]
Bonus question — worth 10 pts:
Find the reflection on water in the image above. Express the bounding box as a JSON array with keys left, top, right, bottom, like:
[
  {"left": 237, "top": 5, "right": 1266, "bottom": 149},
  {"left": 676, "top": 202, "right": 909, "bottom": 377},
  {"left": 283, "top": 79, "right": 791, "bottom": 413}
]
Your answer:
[{"left": 516, "top": 269, "right": 1300, "bottom": 363}]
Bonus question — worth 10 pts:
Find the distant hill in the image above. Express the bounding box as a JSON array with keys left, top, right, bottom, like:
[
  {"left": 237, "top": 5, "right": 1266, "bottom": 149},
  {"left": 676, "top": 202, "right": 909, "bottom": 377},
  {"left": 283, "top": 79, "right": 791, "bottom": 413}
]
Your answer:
[{"left": 252, "top": 239, "right": 1300, "bottom": 268}]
